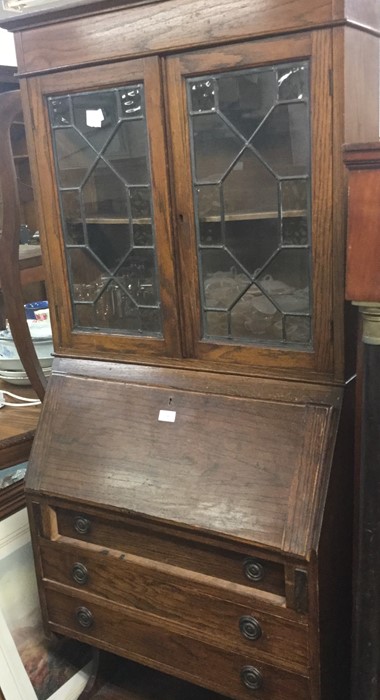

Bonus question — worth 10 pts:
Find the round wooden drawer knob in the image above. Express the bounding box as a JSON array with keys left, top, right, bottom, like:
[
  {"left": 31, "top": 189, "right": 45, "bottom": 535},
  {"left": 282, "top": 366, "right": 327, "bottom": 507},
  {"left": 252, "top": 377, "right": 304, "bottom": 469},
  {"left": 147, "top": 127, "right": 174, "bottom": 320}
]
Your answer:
[
  {"left": 239, "top": 615, "right": 262, "bottom": 641},
  {"left": 72, "top": 562, "right": 89, "bottom": 585},
  {"left": 76, "top": 606, "right": 94, "bottom": 629},
  {"left": 240, "top": 666, "right": 263, "bottom": 691},
  {"left": 243, "top": 558, "right": 265, "bottom": 582},
  {"left": 74, "top": 516, "right": 91, "bottom": 535}
]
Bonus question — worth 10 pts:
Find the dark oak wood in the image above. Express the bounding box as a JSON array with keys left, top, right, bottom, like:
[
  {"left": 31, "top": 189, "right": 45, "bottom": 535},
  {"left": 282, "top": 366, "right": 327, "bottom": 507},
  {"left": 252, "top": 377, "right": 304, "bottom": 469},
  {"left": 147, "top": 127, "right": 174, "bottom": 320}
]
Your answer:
[
  {"left": 86, "top": 653, "right": 228, "bottom": 699},
  {"left": 0, "top": 0, "right": 379, "bottom": 35},
  {"left": 344, "top": 146, "right": 380, "bottom": 700},
  {"left": 344, "top": 143, "right": 380, "bottom": 302},
  {"left": 25, "top": 364, "right": 338, "bottom": 558},
  {"left": 5, "top": 1, "right": 377, "bottom": 699},
  {"left": 1, "top": 0, "right": 378, "bottom": 77},
  {"left": 167, "top": 31, "right": 334, "bottom": 377},
  {"left": 39, "top": 539, "right": 308, "bottom": 670},
  {"left": 23, "top": 58, "right": 181, "bottom": 361}
]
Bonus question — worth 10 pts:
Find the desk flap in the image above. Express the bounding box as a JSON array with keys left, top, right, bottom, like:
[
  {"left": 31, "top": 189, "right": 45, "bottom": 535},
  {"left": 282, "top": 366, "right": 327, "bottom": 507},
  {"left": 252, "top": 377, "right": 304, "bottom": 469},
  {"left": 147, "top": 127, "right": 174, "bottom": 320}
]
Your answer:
[{"left": 27, "top": 369, "right": 339, "bottom": 557}]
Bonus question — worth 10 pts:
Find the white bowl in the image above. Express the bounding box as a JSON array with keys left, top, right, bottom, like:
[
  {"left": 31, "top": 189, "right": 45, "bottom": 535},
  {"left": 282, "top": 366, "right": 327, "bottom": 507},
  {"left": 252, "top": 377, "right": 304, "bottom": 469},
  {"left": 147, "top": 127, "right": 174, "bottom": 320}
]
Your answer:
[
  {"left": 0, "top": 353, "right": 53, "bottom": 371},
  {"left": 0, "top": 366, "right": 52, "bottom": 386},
  {"left": 0, "top": 335, "right": 53, "bottom": 370}
]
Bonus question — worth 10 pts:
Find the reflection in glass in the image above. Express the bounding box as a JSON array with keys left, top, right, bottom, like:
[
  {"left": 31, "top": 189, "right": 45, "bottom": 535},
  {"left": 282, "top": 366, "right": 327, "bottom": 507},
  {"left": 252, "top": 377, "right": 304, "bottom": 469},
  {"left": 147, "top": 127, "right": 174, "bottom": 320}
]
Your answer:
[
  {"left": 54, "top": 128, "right": 97, "bottom": 187},
  {"left": 49, "top": 97, "right": 71, "bottom": 127},
  {"left": 119, "top": 86, "right": 143, "bottom": 117},
  {"left": 277, "top": 65, "right": 308, "bottom": 101},
  {"left": 103, "top": 121, "right": 149, "bottom": 184},
  {"left": 196, "top": 185, "right": 222, "bottom": 246},
  {"left": 117, "top": 249, "right": 158, "bottom": 306},
  {"left": 190, "top": 79, "right": 216, "bottom": 113},
  {"left": 60, "top": 190, "right": 84, "bottom": 245},
  {"left": 258, "top": 249, "right": 310, "bottom": 313},
  {"left": 187, "top": 60, "right": 312, "bottom": 347},
  {"left": 201, "top": 249, "right": 250, "bottom": 310},
  {"left": 130, "top": 187, "right": 151, "bottom": 220},
  {"left": 72, "top": 90, "right": 118, "bottom": 151},
  {"left": 231, "top": 289, "right": 282, "bottom": 341},
  {"left": 82, "top": 164, "right": 128, "bottom": 219},
  {"left": 282, "top": 217, "right": 308, "bottom": 246},
  {"left": 218, "top": 70, "right": 276, "bottom": 139},
  {"left": 284, "top": 315, "right": 311, "bottom": 344},
  {"left": 48, "top": 84, "right": 162, "bottom": 337},
  {"left": 205, "top": 311, "right": 229, "bottom": 337},
  {"left": 251, "top": 103, "right": 309, "bottom": 177},
  {"left": 192, "top": 113, "right": 243, "bottom": 182}
]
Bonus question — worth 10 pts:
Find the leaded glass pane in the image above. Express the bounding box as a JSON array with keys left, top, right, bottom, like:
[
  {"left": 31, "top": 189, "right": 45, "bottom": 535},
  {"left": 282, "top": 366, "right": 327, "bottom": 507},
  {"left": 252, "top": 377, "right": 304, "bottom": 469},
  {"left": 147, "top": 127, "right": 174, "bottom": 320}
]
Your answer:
[
  {"left": 258, "top": 249, "right": 310, "bottom": 314},
  {"left": 281, "top": 179, "right": 309, "bottom": 246},
  {"left": 48, "top": 85, "right": 162, "bottom": 337},
  {"left": 72, "top": 90, "right": 118, "bottom": 151},
  {"left": 60, "top": 190, "right": 84, "bottom": 245},
  {"left": 223, "top": 149, "right": 279, "bottom": 274},
  {"left": 191, "top": 113, "right": 243, "bottom": 182},
  {"left": 218, "top": 70, "right": 276, "bottom": 139},
  {"left": 118, "top": 86, "right": 144, "bottom": 117},
  {"left": 196, "top": 185, "right": 222, "bottom": 246},
  {"left": 187, "top": 60, "right": 312, "bottom": 348},
  {"left": 54, "top": 128, "right": 97, "bottom": 187},
  {"left": 201, "top": 249, "right": 250, "bottom": 310},
  {"left": 117, "top": 249, "right": 158, "bottom": 306},
  {"left": 130, "top": 187, "right": 151, "bottom": 221},
  {"left": 82, "top": 163, "right": 128, "bottom": 219},
  {"left": 205, "top": 311, "right": 229, "bottom": 337},
  {"left": 231, "top": 289, "right": 282, "bottom": 341},
  {"left": 49, "top": 96, "right": 71, "bottom": 126},
  {"left": 284, "top": 315, "right": 311, "bottom": 344},
  {"left": 190, "top": 79, "right": 216, "bottom": 113},
  {"left": 251, "top": 103, "right": 309, "bottom": 177},
  {"left": 277, "top": 65, "right": 308, "bottom": 101},
  {"left": 103, "top": 121, "right": 149, "bottom": 184}
]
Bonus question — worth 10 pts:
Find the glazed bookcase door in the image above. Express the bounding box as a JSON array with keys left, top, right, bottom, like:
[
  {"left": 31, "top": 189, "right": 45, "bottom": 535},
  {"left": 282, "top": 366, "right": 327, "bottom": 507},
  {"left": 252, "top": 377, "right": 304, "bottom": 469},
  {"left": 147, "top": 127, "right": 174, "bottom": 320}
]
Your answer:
[
  {"left": 25, "top": 58, "right": 181, "bottom": 360},
  {"left": 167, "top": 31, "right": 334, "bottom": 376}
]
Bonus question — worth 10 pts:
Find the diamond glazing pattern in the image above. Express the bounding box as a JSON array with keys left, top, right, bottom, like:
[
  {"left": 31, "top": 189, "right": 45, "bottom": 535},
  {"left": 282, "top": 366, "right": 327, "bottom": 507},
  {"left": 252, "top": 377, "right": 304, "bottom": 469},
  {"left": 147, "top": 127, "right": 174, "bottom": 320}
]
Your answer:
[
  {"left": 48, "top": 85, "right": 162, "bottom": 337},
  {"left": 188, "top": 62, "right": 312, "bottom": 347}
]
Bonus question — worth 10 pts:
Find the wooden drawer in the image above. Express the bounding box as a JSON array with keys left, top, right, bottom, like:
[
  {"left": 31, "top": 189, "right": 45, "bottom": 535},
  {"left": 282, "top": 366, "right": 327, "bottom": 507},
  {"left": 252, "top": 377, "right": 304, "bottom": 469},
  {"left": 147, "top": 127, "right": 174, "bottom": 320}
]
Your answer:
[
  {"left": 39, "top": 539, "right": 308, "bottom": 671},
  {"left": 53, "top": 505, "right": 285, "bottom": 596},
  {"left": 44, "top": 586, "right": 310, "bottom": 700}
]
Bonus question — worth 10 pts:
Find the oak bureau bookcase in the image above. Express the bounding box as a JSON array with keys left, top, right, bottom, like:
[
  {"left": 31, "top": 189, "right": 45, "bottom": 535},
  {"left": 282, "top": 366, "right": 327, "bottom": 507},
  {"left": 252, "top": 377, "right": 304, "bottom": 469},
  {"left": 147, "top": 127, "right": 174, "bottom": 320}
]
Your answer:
[{"left": 1, "top": 1, "right": 379, "bottom": 699}]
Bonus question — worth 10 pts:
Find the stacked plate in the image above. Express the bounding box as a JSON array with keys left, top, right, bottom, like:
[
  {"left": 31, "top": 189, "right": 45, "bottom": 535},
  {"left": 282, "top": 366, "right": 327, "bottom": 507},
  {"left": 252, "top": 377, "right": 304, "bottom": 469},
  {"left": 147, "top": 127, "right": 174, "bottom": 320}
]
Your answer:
[{"left": 0, "top": 317, "right": 53, "bottom": 386}]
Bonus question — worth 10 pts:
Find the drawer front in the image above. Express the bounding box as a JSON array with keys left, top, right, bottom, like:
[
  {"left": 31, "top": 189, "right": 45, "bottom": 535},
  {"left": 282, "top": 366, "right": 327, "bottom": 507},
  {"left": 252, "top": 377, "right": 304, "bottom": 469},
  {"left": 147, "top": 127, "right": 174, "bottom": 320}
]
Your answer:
[
  {"left": 54, "top": 506, "right": 285, "bottom": 596},
  {"left": 39, "top": 539, "right": 308, "bottom": 671},
  {"left": 44, "top": 587, "right": 310, "bottom": 700}
]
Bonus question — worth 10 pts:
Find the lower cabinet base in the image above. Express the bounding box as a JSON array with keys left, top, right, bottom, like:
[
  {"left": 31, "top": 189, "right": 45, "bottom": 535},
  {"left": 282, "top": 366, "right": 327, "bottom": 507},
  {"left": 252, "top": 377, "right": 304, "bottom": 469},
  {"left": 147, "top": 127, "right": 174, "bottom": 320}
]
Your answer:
[
  {"left": 45, "top": 587, "right": 310, "bottom": 700},
  {"left": 83, "top": 651, "right": 233, "bottom": 699}
]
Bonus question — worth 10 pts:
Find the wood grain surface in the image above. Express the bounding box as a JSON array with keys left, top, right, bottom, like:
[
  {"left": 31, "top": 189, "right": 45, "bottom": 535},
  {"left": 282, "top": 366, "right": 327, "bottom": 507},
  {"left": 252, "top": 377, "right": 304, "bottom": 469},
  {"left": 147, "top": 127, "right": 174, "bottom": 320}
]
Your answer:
[
  {"left": 15, "top": 0, "right": 337, "bottom": 75},
  {"left": 345, "top": 144, "right": 380, "bottom": 302},
  {"left": 26, "top": 367, "right": 335, "bottom": 558},
  {"left": 44, "top": 586, "right": 311, "bottom": 700}
]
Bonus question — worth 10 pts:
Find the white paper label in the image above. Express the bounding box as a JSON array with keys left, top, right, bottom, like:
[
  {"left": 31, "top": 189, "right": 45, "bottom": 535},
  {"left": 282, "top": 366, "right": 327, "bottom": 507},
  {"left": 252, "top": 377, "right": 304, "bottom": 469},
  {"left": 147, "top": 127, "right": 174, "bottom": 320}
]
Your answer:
[{"left": 158, "top": 409, "right": 176, "bottom": 423}]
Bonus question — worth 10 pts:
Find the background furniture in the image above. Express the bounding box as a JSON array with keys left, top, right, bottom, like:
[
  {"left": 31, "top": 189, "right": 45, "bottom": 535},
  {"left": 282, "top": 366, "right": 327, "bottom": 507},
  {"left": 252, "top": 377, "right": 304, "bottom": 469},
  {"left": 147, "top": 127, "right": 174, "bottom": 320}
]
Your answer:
[
  {"left": 0, "top": 379, "right": 40, "bottom": 521},
  {"left": 345, "top": 143, "right": 380, "bottom": 700},
  {"left": 0, "top": 75, "right": 45, "bottom": 543},
  {"left": 0, "top": 89, "right": 46, "bottom": 399},
  {"left": 1, "top": 2, "right": 379, "bottom": 699}
]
